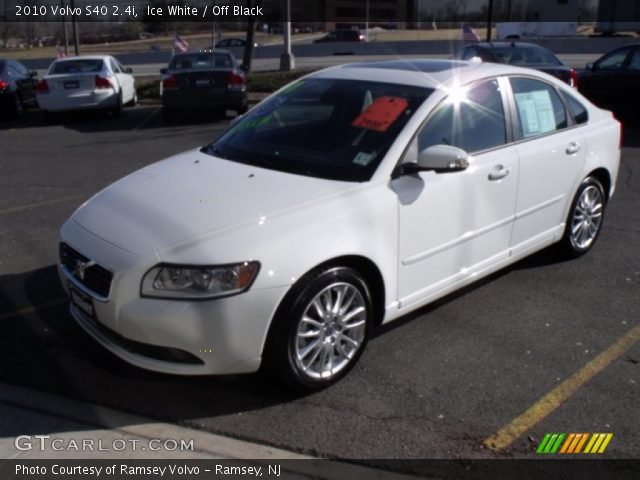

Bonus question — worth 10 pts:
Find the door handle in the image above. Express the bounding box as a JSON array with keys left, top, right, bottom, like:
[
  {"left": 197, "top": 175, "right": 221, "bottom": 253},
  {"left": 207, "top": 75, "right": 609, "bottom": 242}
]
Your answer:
[
  {"left": 488, "top": 165, "right": 510, "bottom": 181},
  {"left": 566, "top": 142, "right": 581, "bottom": 155}
]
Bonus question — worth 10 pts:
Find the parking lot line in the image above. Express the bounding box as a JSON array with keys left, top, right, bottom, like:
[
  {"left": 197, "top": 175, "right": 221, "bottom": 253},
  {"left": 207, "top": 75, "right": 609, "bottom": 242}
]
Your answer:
[
  {"left": 0, "top": 298, "right": 67, "bottom": 321},
  {"left": 134, "top": 106, "right": 160, "bottom": 130},
  {"left": 0, "top": 195, "right": 83, "bottom": 215},
  {"left": 484, "top": 323, "right": 640, "bottom": 451}
]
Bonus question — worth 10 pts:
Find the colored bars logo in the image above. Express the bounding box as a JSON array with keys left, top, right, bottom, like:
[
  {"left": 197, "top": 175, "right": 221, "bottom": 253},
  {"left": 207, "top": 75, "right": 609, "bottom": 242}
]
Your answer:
[{"left": 536, "top": 433, "right": 613, "bottom": 454}]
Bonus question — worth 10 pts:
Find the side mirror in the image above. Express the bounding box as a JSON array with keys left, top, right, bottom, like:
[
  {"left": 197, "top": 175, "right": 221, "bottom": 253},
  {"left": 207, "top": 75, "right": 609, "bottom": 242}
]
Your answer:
[
  {"left": 586, "top": 62, "right": 595, "bottom": 71},
  {"left": 125, "top": 67, "right": 133, "bottom": 73},
  {"left": 417, "top": 145, "right": 470, "bottom": 171},
  {"left": 160, "top": 68, "right": 168, "bottom": 75}
]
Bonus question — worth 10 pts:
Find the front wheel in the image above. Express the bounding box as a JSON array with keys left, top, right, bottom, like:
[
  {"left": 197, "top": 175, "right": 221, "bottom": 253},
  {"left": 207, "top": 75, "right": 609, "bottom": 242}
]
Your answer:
[
  {"left": 264, "top": 267, "right": 372, "bottom": 389},
  {"left": 559, "top": 176, "right": 606, "bottom": 257}
]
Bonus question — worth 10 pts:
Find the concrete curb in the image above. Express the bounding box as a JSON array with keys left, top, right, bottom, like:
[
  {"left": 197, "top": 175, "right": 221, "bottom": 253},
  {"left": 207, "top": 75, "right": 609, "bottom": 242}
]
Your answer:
[{"left": 0, "top": 382, "right": 423, "bottom": 479}]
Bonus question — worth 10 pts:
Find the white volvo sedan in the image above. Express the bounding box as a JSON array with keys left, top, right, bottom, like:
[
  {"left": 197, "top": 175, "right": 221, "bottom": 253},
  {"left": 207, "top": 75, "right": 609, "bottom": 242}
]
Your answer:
[
  {"left": 36, "top": 55, "right": 136, "bottom": 116},
  {"left": 59, "top": 60, "right": 620, "bottom": 388}
]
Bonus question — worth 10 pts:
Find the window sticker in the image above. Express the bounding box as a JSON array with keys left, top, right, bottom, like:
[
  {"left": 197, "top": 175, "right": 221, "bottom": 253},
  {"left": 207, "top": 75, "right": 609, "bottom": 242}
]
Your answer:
[
  {"left": 352, "top": 152, "right": 374, "bottom": 166},
  {"left": 352, "top": 96, "right": 409, "bottom": 132},
  {"left": 515, "top": 90, "right": 555, "bottom": 138}
]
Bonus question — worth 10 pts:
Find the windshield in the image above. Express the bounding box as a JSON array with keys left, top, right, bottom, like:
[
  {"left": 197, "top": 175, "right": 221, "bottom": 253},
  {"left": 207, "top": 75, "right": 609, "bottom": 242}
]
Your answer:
[{"left": 205, "top": 78, "right": 432, "bottom": 181}]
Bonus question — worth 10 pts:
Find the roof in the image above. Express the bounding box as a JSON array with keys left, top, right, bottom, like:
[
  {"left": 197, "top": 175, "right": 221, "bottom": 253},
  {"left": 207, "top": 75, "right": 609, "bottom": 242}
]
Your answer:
[{"left": 310, "top": 59, "right": 526, "bottom": 90}]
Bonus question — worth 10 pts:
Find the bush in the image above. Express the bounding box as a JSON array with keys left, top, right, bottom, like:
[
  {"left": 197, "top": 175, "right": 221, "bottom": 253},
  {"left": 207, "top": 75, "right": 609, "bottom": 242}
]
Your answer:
[
  {"left": 247, "top": 69, "right": 318, "bottom": 93},
  {"left": 137, "top": 79, "right": 160, "bottom": 99}
]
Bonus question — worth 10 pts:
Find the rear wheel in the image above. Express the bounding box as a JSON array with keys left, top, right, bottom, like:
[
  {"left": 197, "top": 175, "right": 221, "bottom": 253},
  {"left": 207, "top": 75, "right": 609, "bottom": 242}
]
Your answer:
[
  {"left": 12, "top": 92, "right": 24, "bottom": 118},
  {"left": 559, "top": 176, "right": 606, "bottom": 257},
  {"left": 237, "top": 103, "right": 248, "bottom": 115},
  {"left": 264, "top": 266, "right": 372, "bottom": 389},
  {"left": 111, "top": 91, "right": 123, "bottom": 116},
  {"left": 162, "top": 107, "right": 177, "bottom": 122}
]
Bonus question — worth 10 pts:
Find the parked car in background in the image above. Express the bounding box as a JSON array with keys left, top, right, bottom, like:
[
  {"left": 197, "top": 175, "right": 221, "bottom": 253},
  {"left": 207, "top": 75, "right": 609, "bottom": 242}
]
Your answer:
[
  {"left": 314, "top": 30, "right": 365, "bottom": 43},
  {"left": 0, "top": 59, "right": 39, "bottom": 118},
  {"left": 453, "top": 42, "right": 579, "bottom": 87},
  {"left": 36, "top": 55, "right": 136, "bottom": 117},
  {"left": 578, "top": 44, "right": 640, "bottom": 116},
  {"left": 215, "top": 38, "right": 259, "bottom": 48},
  {"left": 59, "top": 60, "right": 620, "bottom": 389},
  {"left": 160, "top": 50, "right": 247, "bottom": 121}
]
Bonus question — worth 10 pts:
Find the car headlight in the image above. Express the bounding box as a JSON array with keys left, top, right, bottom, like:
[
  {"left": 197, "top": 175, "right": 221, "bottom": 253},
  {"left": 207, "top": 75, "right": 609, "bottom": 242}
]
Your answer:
[{"left": 141, "top": 262, "right": 260, "bottom": 300}]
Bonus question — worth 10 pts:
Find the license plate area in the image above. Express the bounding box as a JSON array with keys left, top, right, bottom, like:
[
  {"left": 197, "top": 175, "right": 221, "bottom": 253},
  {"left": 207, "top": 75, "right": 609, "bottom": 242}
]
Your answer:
[
  {"left": 195, "top": 78, "right": 212, "bottom": 87},
  {"left": 69, "top": 284, "right": 94, "bottom": 318},
  {"left": 64, "top": 80, "right": 79, "bottom": 89}
]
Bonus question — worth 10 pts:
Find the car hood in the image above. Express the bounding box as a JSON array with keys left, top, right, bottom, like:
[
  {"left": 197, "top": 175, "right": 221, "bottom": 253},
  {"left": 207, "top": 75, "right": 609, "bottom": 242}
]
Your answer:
[{"left": 71, "top": 149, "right": 356, "bottom": 257}]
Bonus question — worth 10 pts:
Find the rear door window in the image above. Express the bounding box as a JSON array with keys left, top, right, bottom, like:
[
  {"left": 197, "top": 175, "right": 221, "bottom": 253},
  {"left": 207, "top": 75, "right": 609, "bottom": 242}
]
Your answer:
[{"left": 510, "top": 78, "right": 568, "bottom": 139}]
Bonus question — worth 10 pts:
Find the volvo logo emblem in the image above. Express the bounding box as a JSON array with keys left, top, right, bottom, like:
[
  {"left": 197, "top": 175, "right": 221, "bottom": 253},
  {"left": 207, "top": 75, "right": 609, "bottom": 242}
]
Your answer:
[{"left": 73, "top": 259, "right": 96, "bottom": 281}]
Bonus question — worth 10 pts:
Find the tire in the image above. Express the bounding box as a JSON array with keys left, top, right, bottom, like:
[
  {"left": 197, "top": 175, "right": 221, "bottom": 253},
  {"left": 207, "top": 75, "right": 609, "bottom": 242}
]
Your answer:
[
  {"left": 237, "top": 103, "right": 248, "bottom": 115},
  {"left": 559, "top": 176, "right": 606, "bottom": 257},
  {"left": 42, "top": 110, "right": 56, "bottom": 123},
  {"left": 263, "top": 266, "right": 372, "bottom": 389},
  {"left": 162, "top": 107, "right": 176, "bottom": 122},
  {"left": 12, "top": 92, "right": 24, "bottom": 118},
  {"left": 111, "top": 91, "right": 123, "bottom": 117}
]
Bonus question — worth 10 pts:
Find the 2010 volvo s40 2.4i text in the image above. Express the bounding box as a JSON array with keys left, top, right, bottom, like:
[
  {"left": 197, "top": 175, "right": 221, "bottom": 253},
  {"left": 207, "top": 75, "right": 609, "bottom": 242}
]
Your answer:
[{"left": 59, "top": 60, "right": 621, "bottom": 388}]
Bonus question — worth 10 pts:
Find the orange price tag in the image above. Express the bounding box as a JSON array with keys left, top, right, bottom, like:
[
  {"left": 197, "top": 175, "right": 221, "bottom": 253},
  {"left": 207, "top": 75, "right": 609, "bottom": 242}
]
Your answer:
[{"left": 351, "top": 96, "right": 409, "bottom": 132}]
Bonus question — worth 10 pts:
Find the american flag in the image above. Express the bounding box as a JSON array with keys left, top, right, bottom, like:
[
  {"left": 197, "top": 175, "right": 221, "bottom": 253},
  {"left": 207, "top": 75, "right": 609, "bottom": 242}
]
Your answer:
[
  {"left": 56, "top": 47, "right": 66, "bottom": 59},
  {"left": 173, "top": 34, "right": 189, "bottom": 53},
  {"left": 462, "top": 24, "right": 481, "bottom": 42}
]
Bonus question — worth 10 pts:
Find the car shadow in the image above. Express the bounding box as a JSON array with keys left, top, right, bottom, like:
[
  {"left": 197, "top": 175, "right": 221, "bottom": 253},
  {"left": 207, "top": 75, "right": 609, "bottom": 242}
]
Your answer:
[
  {"left": 0, "top": 105, "right": 235, "bottom": 133},
  {"left": 0, "top": 265, "right": 311, "bottom": 438},
  {"left": 623, "top": 123, "right": 640, "bottom": 149},
  {"left": 372, "top": 244, "right": 570, "bottom": 340}
]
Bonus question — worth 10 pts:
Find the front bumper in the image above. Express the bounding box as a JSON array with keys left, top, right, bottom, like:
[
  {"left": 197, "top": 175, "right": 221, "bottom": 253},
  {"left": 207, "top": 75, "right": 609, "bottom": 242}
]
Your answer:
[{"left": 59, "top": 223, "right": 288, "bottom": 375}]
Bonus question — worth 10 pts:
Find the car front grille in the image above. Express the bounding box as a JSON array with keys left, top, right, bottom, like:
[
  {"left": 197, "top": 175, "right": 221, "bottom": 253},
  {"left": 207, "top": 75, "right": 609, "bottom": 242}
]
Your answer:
[{"left": 59, "top": 242, "right": 113, "bottom": 299}]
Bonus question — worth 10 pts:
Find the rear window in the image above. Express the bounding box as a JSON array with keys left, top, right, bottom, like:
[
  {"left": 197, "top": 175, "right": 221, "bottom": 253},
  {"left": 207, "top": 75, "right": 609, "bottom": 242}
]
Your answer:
[
  {"left": 491, "top": 47, "right": 561, "bottom": 66},
  {"left": 51, "top": 59, "right": 104, "bottom": 74},
  {"left": 170, "top": 53, "right": 234, "bottom": 70}
]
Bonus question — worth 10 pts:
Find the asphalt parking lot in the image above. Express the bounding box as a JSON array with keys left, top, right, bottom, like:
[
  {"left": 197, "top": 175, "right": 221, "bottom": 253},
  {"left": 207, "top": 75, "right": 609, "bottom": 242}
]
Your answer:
[{"left": 0, "top": 105, "right": 638, "bottom": 466}]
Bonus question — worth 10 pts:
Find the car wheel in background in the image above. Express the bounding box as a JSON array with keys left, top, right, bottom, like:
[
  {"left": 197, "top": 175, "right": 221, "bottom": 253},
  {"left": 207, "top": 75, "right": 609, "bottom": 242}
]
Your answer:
[
  {"left": 42, "top": 110, "right": 57, "bottom": 123},
  {"left": 264, "top": 266, "right": 372, "bottom": 389},
  {"left": 12, "top": 93, "right": 24, "bottom": 118},
  {"left": 560, "top": 176, "right": 606, "bottom": 257},
  {"left": 161, "top": 107, "right": 176, "bottom": 122},
  {"left": 111, "top": 91, "right": 123, "bottom": 117}
]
